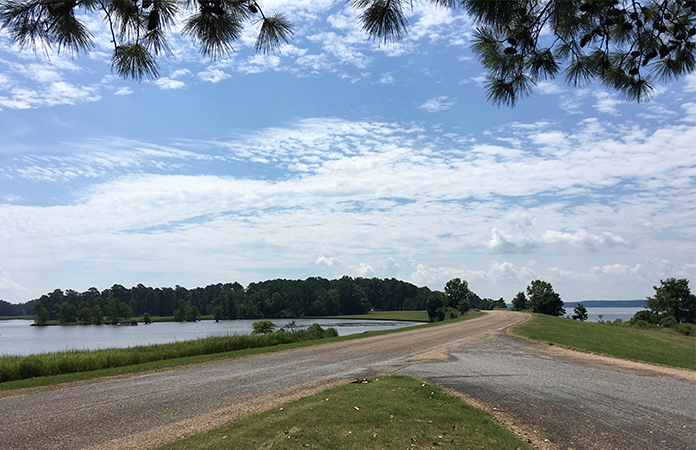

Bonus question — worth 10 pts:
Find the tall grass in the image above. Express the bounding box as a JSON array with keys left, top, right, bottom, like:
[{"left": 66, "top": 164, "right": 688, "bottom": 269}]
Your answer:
[{"left": 0, "top": 327, "right": 338, "bottom": 383}]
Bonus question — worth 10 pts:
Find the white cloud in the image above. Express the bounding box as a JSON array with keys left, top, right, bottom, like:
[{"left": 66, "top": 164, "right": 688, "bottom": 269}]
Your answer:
[
  {"left": 593, "top": 90, "right": 623, "bottom": 116},
  {"left": 379, "top": 73, "right": 395, "bottom": 84},
  {"left": 114, "top": 87, "right": 133, "bottom": 96},
  {"left": 684, "top": 73, "right": 696, "bottom": 93},
  {"left": 198, "top": 68, "right": 230, "bottom": 83},
  {"left": 536, "top": 81, "right": 563, "bottom": 95},
  {"left": 0, "top": 267, "right": 26, "bottom": 291},
  {"left": 0, "top": 82, "right": 100, "bottom": 109},
  {"left": 237, "top": 54, "right": 281, "bottom": 74},
  {"left": 347, "top": 262, "right": 375, "bottom": 277},
  {"left": 419, "top": 96, "right": 452, "bottom": 112}
]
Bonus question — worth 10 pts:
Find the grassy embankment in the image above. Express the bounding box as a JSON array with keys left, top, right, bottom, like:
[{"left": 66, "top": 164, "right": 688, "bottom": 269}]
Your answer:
[
  {"left": 158, "top": 375, "right": 533, "bottom": 450},
  {"left": 0, "top": 311, "right": 484, "bottom": 391},
  {"left": 511, "top": 313, "right": 696, "bottom": 370}
]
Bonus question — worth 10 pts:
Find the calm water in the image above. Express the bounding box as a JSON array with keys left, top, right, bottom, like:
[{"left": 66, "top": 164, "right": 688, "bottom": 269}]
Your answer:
[
  {"left": 0, "top": 318, "right": 416, "bottom": 357},
  {"left": 579, "top": 306, "right": 643, "bottom": 323}
]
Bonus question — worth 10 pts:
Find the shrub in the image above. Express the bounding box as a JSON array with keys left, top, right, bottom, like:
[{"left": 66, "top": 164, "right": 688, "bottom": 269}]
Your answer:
[
  {"left": 444, "top": 307, "right": 459, "bottom": 320},
  {"left": 251, "top": 320, "right": 276, "bottom": 335},
  {"left": 660, "top": 315, "right": 678, "bottom": 328},
  {"left": 630, "top": 310, "right": 660, "bottom": 325},
  {"left": 673, "top": 323, "right": 695, "bottom": 336},
  {"left": 631, "top": 319, "right": 659, "bottom": 330}
]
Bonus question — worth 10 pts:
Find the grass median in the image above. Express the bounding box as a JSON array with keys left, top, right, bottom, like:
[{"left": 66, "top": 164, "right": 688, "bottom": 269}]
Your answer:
[
  {"left": 511, "top": 313, "right": 696, "bottom": 370},
  {"left": 158, "top": 375, "right": 533, "bottom": 450}
]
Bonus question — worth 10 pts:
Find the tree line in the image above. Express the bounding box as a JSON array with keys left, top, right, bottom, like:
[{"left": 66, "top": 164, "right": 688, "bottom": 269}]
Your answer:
[{"left": 4, "top": 276, "right": 438, "bottom": 323}]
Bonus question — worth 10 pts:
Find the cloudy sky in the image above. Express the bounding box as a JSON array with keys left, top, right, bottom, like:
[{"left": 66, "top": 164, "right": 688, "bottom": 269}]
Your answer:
[{"left": 1, "top": 0, "right": 694, "bottom": 304}]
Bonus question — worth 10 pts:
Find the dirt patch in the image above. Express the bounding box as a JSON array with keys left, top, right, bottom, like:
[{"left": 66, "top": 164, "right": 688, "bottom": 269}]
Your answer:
[{"left": 404, "top": 347, "right": 452, "bottom": 361}]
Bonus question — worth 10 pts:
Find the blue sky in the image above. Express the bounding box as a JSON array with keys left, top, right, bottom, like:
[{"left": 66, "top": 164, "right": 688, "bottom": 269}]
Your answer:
[{"left": 1, "top": 0, "right": 694, "bottom": 304}]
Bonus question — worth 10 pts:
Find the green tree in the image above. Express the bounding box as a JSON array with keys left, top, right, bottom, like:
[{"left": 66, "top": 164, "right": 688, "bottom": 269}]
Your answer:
[
  {"left": 120, "top": 302, "right": 134, "bottom": 320},
  {"left": 186, "top": 305, "right": 201, "bottom": 322},
  {"left": 33, "top": 302, "right": 48, "bottom": 326},
  {"left": 91, "top": 305, "right": 104, "bottom": 325},
  {"left": 173, "top": 299, "right": 188, "bottom": 322},
  {"left": 308, "top": 299, "right": 327, "bottom": 316},
  {"left": 59, "top": 302, "right": 78, "bottom": 324},
  {"left": 444, "top": 278, "right": 475, "bottom": 313},
  {"left": 526, "top": 280, "right": 565, "bottom": 317},
  {"left": 143, "top": 312, "right": 152, "bottom": 324},
  {"left": 106, "top": 298, "right": 123, "bottom": 324},
  {"left": 213, "top": 305, "right": 222, "bottom": 322},
  {"left": 3, "top": 1, "right": 692, "bottom": 104},
  {"left": 479, "top": 297, "right": 495, "bottom": 310},
  {"left": 426, "top": 294, "right": 445, "bottom": 322},
  {"left": 77, "top": 304, "right": 92, "bottom": 324},
  {"left": 251, "top": 320, "right": 275, "bottom": 335},
  {"left": 645, "top": 278, "right": 696, "bottom": 324},
  {"left": 512, "top": 291, "right": 527, "bottom": 311},
  {"left": 572, "top": 303, "right": 588, "bottom": 321}
]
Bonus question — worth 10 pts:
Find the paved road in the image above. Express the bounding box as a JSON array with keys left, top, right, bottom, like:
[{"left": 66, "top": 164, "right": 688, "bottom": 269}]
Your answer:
[{"left": 1, "top": 311, "right": 694, "bottom": 450}]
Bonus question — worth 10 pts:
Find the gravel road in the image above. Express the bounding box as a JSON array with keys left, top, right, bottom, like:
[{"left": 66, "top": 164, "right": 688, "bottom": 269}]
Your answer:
[{"left": 1, "top": 310, "right": 694, "bottom": 450}]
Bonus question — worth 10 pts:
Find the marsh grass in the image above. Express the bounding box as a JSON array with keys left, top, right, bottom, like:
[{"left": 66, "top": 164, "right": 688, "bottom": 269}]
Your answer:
[
  {"left": 512, "top": 313, "right": 696, "bottom": 370},
  {"left": 0, "top": 328, "right": 338, "bottom": 383},
  {"left": 158, "top": 376, "right": 533, "bottom": 450}
]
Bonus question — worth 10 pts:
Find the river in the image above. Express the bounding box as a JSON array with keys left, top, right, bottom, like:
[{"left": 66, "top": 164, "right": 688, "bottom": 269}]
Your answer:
[{"left": 0, "top": 318, "right": 417, "bottom": 357}]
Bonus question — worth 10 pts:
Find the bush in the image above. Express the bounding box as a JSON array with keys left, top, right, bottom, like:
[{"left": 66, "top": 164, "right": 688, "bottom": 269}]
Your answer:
[
  {"left": 661, "top": 315, "right": 678, "bottom": 328},
  {"left": 631, "top": 319, "right": 659, "bottom": 330},
  {"left": 673, "top": 323, "right": 695, "bottom": 336},
  {"left": 251, "top": 320, "right": 276, "bottom": 335},
  {"left": 630, "top": 310, "right": 660, "bottom": 325},
  {"left": 444, "top": 307, "right": 459, "bottom": 320}
]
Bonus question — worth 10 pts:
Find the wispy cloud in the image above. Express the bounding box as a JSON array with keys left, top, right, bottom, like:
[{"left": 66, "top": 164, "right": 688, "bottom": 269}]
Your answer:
[{"left": 419, "top": 96, "right": 452, "bottom": 112}]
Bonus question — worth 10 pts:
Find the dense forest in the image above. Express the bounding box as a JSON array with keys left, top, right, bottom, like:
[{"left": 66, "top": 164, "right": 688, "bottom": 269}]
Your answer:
[{"left": 0, "top": 277, "right": 440, "bottom": 321}]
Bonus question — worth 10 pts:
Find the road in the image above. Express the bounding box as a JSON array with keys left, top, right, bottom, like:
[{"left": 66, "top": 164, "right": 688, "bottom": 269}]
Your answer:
[{"left": 1, "top": 310, "right": 694, "bottom": 450}]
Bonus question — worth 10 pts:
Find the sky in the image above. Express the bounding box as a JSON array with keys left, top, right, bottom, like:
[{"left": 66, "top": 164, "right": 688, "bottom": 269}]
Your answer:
[{"left": 0, "top": 0, "right": 694, "bottom": 305}]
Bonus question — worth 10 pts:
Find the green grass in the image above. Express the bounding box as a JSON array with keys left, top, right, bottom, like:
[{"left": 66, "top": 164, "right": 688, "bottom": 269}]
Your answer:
[
  {"left": 322, "top": 310, "right": 429, "bottom": 322},
  {"left": 158, "top": 376, "right": 533, "bottom": 450},
  {"left": 512, "top": 313, "right": 696, "bottom": 370}
]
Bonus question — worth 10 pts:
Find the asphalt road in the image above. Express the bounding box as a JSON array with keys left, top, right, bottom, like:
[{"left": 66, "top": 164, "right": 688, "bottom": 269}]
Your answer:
[{"left": 1, "top": 311, "right": 694, "bottom": 450}]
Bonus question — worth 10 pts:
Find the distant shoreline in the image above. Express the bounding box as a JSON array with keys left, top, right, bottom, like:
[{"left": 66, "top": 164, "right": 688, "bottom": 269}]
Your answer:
[{"left": 563, "top": 300, "right": 645, "bottom": 308}]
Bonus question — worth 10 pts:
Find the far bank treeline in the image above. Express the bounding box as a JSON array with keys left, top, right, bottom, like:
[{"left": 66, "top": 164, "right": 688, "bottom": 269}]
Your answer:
[{"left": 1, "top": 277, "right": 443, "bottom": 321}]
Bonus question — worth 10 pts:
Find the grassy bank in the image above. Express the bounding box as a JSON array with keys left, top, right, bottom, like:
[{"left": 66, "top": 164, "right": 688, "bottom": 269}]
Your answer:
[
  {"left": 0, "top": 327, "right": 338, "bottom": 384},
  {"left": 158, "top": 375, "right": 533, "bottom": 450},
  {"left": 322, "top": 310, "right": 429, "bottom": 322},
  {"left": 511, "top": 313, "right": 696, "bottom": 370}
]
